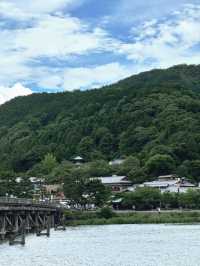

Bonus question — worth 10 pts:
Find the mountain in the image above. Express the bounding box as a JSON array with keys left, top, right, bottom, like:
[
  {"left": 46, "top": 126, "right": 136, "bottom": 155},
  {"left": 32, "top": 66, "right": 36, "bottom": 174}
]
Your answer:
[{"left": 0, "top": 64, "right": 200, "bottom": 180}]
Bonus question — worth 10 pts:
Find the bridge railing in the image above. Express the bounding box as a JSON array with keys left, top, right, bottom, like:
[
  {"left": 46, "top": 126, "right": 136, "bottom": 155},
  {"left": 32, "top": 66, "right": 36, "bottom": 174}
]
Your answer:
[{"left": 0, "top": 197, "right": 62, "bottom": 208}]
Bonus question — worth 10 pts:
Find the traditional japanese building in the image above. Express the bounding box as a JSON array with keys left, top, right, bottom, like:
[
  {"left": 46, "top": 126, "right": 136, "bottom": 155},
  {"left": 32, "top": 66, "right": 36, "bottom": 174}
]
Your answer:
[
  {"left": 142, "top": 175, "right": 196, "bottom": 193},
  {"left": 94, "top": 175, "right": 133, "bottom": 192}
]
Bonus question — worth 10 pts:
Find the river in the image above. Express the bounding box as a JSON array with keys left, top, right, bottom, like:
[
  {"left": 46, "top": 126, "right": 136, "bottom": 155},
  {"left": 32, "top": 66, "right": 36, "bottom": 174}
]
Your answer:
[{"left": 0, "top": 224, "right": 200, "bottom": 266}]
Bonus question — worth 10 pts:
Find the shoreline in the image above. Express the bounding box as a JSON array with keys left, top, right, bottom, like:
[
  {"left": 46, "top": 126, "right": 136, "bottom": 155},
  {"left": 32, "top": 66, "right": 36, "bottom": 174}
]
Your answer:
[{"left": 65, "top": 210, "right": 200, "bottom": 226}]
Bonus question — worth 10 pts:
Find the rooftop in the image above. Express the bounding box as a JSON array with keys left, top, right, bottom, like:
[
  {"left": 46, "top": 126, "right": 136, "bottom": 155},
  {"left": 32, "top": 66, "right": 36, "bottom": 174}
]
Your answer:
[
  {"left": 73, "top": 156, "right": 83, "bottom": 161},
  {"left": 144, "top": 180, "right": 177, "bottom": 188},
  {"left": 109, "top": 159, "right": 125, "bottom": 165},
  {"left": 144, "top": 178, "right": 195, "bottom": 188},
  {"left": 94, "top": 175, "right": 132, "bottom": 185},
  {"left": 157, "top": 174, "right": 178, "bottom": 180}
]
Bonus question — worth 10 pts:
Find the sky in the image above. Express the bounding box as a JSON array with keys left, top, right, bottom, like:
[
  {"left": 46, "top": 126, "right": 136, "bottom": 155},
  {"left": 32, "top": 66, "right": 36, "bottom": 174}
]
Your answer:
[{"left": 0, "top": 0, "right": 200, "bottom": 103}]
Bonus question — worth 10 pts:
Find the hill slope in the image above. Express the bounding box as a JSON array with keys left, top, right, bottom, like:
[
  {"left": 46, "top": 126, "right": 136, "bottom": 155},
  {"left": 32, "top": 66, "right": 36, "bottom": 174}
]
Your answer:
[{"left": 0, "top": 64, "right": 200, "bottom": 180}]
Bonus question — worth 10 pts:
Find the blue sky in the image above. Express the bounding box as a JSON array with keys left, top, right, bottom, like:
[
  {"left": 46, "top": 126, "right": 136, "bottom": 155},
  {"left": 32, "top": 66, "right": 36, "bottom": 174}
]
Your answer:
[{"left": 0, "top": 0, "right": 200, "bottom": 103}]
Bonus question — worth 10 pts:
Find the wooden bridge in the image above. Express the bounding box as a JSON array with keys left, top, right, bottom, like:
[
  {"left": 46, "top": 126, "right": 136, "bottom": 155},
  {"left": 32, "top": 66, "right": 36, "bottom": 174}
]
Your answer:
[{"left": 0, "top": 197, "right": 66, "bottom": 245}]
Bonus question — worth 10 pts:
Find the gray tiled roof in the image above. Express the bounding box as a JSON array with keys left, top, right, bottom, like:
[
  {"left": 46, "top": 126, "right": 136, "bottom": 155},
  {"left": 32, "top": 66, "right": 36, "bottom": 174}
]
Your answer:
[{"left": 95, "top": 176, "right": 131, "bottom": 184}]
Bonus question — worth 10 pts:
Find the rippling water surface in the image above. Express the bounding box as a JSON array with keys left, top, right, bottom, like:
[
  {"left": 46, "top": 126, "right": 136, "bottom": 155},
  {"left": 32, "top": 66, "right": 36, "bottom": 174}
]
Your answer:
[{"left": 1, "top": 224, "right": 200, "bottom": 266}]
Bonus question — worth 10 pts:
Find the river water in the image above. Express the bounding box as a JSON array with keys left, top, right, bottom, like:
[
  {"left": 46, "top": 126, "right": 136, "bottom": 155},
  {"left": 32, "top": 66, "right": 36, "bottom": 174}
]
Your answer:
[{"left": 0, "top": 224, "right": 200, "bottom": 266}]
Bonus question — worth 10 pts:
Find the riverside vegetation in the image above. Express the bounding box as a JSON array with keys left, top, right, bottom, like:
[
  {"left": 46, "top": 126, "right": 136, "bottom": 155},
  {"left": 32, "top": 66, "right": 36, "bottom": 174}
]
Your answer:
[
  {"left": 64, "top": 208, "right": 200, "bottom": 226},
  {"left": 63, "top": 187, "right": 200, "bottom": 225}
]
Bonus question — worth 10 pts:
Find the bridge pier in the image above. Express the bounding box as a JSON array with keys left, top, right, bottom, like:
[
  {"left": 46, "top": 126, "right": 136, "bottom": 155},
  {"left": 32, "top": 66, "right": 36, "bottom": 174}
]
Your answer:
[
  {"left": 36, "top": 214, "right": 51, "bottom": 237},
  {"left": 54, "top": 213, "right": 66, "bottom": 231},
  {"left": 9, "top": 220, "right": 25, "bottom": 246},
  {"left": 0, "top": 215, "right": 6, "bottom": 240}
]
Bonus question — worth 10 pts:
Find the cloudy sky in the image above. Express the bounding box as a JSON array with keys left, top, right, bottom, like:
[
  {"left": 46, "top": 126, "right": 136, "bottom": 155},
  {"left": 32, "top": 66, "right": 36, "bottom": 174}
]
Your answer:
[{"left": 0, "top": 0, "right": 200, "bottom": 103}]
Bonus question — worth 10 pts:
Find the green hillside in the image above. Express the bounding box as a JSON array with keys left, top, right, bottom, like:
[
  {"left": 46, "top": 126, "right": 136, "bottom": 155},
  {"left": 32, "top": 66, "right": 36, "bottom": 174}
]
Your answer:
[{"left": 1, "top": 64, "right": 200, "bottom": 182}]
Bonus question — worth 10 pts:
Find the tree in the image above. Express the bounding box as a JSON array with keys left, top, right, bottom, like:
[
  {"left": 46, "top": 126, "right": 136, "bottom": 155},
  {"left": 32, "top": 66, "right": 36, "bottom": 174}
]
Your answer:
[
  {"left": 161, "top": 192, "right": 178, "bottom": 209},
  {"left": 41, "top": 153, "right": 58, "bottom": 175},
  {"left": 176, "top": 161, "right": 190, "bottom": 178},
  {"left": 145, "top": 154, "right": 176, "bottom": 177},
  {"left": 93, "top": 127, "right": 110, "bottom": 146},
  {"left": 116, "top": 156, "right": 140, "bottom": 175},
  {"left": 87, "top": 160, "right": 112, "bottom": 177},
  {"left": 78, "top": 136, "right": 94, "bottom": 160},
  {"left": 90, "top": 150, "right": 105, "bottom": 161},
  {"left": 63, "top": 171, "right": 110, "bottom": 208},
  {"left": 98, "top": 207, "right": 115, "bottom": 219},
  {"left": 149, "top": 145, "right": 174, "bottom": 158},
  {"left": 0, "top": 171, "right": 16, "bottom": 197},
  {"left": 86, "top": 179, "right": 110, "bottom": 207},
  {"left": 99, "top": 132, "right": 114, "bottom": 158},
  {"left": 15, "top": 177, "right": 34, "bottom": 198},
  {"left": 63, "top": 172, "right": 87, "bottom": 207},
  {"left": 27, "top": 117, "right": 41, "bottom": 131},
  {"left": 122, "top": 187, "right": 161, "bottom": 210},
  {"left": 128, "top": 168, "right": 147, "bottom": 184},
  {"left": 119, "top": 126, "right": 157, "bottom": 155},
  {"left": 48, "top": 160, "right": 75, "bottom": 183},
  {"left": 178, "top": 190, "right": 200, "bottom": 209},
  {"left": 188, "top": 160, "right": 200, "bottom": 183}
]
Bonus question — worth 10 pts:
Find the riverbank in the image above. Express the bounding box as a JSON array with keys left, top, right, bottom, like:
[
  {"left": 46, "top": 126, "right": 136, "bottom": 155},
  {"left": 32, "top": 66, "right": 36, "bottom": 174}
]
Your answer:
[{"left": 65, "top": 210, "right": 200, "bottom": 226}]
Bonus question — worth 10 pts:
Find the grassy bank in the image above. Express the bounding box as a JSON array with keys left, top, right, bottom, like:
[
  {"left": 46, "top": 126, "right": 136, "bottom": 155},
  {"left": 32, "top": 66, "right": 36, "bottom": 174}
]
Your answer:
[{"left": 65, "top": 210, "right": 200, "bottom": 226}]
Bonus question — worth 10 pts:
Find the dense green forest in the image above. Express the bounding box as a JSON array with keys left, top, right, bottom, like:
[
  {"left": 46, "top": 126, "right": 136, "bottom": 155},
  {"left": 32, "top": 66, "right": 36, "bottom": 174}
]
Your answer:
[{"left": 1, "top": 64, "right": 200, "bottom": 183}]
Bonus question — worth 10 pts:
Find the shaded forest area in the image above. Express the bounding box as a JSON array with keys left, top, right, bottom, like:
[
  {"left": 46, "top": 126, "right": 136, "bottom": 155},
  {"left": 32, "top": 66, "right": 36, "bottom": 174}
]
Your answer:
[{"left": 0, "top": 64, "right": 200, "bottom": 183}]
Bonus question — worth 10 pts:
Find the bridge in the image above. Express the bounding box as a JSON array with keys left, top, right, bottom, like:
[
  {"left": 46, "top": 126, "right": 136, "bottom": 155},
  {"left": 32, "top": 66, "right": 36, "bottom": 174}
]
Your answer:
[{"left": 0, "top": 197, "right": 66, "bottom": 245}]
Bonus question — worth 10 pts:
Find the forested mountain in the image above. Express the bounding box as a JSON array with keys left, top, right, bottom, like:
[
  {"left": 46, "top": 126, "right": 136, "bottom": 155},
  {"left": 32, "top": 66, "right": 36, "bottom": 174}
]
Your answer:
[{"left": 1, "top": 64, "right": 200, "bottom": 181}]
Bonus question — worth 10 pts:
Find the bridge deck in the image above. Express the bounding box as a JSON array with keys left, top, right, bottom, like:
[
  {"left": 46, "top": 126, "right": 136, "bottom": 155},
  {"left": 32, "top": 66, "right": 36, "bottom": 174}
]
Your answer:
[{"left": 0, "top": 197, "right": 61, "bottom": 211}]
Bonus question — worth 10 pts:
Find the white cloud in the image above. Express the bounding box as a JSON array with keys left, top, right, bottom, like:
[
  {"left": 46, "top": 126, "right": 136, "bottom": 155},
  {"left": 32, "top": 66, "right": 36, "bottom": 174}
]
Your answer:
[
  {"left": 14, "top": 16, "right": 115, "bottom": 58},
  {"left": 0, "top": 12, "right": 120, "bottom": 88},
  {"left": 0, "top": 83, "right": 32, "bottom": 105},
  {"left": 63, "top": 63, "right": 134, "bottom": 90},
  {"left": 0, "top": 0, "right": 84, "bottom": 20},
  {"left": 34, "top": 67, "right": 63, "bottom": 90},
  {"left": 0, "top": 2, "right": 200, "bottom": 93},
  {"left": 113, "top": 0, "right": 197, "bottom": 25},
  {"left": 118, "top": 4, "right": 200, "bottom": 68}
]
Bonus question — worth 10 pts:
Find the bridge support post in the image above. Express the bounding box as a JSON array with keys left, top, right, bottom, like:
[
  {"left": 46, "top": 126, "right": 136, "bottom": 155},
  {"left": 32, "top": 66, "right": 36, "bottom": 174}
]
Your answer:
[
  {"left": 51, "top": 214, "right": 55, "bottom": 228},
  {"left": 36, "top": 213, "right": 41, "bottom": 236},
  {"left": 25, "top": 214, "right": 31, "bottom": 233},
  {"left": 54, "top": 213, "right": 66, "bottom": 231},
  {"left": 46, "top": 215, "right": 51, "bottom": 237},
  {"left": 0, "top": 215, "right": 6, "bottom": 240},
  {"left": 9, "top": 219, "right": 25, "bottom": 246},
  {"left": 36, "top": 214, "right": 51, "bottom": 237}
]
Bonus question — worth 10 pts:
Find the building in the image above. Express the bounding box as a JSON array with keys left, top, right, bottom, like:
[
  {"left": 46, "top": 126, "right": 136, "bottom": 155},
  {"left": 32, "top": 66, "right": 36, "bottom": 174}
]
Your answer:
[
  {"left": 28, "top": 177, "right": 45, "bottom": 194},
  {"left": 72, "top": 156, "right": 84, "bottom": 165},
  {"left": 94, "top": 175, "right": 133, "bottom": 192},
  {"left": 143, "top": 175, "right": 196, "bottom": 193},
  {"left": 109, "top": 159, "right": 125, "bottom": 166},
  {"left": 157, "top": 174, "right": 178, "bottom": 180},
  {"left": 43, "top": 184, "right": 65, "bottom": 200},
  {"left": 112, "top": 198, "right": 123, "bottom": 209},
  {"left": 15, "top": 176, "right": 44, "bottom": 193}
]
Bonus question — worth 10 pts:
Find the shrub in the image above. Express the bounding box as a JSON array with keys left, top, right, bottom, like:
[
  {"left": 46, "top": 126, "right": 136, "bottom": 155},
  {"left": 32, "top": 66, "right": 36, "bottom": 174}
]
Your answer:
[
  {"left": 64, "top": 210, "right": 75, "bottom": 220},
  {"left": 98, "top": 207, "right": 115, "bottom": 219}
]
